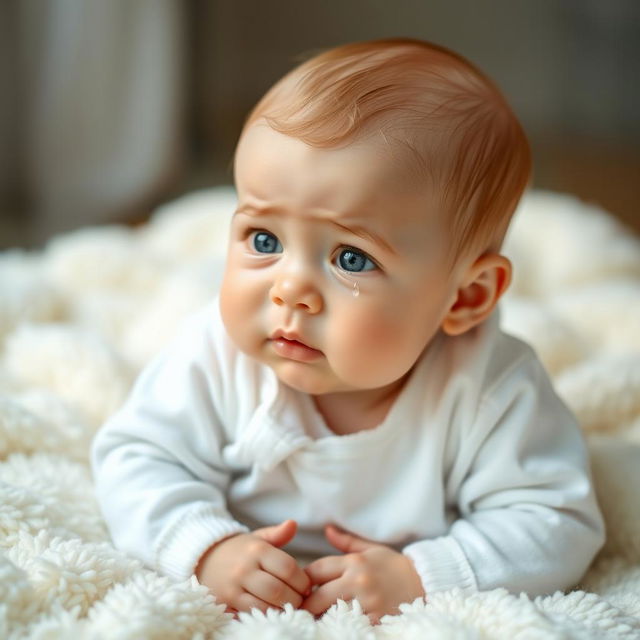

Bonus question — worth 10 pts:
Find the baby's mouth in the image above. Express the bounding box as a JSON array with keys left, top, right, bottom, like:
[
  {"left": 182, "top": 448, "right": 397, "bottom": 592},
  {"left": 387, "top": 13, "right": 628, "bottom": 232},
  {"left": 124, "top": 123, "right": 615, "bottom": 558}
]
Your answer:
[{"left": 270, "top": 331, "right": 323, "bottom": 363}]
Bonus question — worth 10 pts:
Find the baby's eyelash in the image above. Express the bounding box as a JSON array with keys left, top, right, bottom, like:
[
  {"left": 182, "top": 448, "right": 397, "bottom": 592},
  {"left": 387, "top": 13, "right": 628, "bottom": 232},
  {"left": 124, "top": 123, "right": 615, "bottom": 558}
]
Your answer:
[
  {"left": 333, "top": 246, "right": 379, "bottom": 273},
  {"left": 248, "top": 229, "right": 283, "bottom": 254}
]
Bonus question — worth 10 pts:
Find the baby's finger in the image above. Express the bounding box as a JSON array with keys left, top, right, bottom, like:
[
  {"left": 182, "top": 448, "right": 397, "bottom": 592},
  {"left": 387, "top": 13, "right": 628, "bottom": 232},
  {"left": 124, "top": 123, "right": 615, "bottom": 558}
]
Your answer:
[
  {"left": 243, "top": 571, "right": 304, "bottom": 608},
  {"left": 234, "top": 591, "right": 274, "bottom": 614},
  {"left": 301, "top": 580, "right": 351, "bottom": 617},
  {"left": 304, "top": 555, "right": 345, "bottom": 585},
  {"left": 260, "top": 548, "right": 311, "bottom": 595}
]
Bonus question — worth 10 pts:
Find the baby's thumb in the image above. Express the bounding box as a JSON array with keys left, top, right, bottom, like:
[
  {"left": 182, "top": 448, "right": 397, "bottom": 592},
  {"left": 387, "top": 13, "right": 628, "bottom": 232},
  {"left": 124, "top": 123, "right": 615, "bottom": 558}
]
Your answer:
[
  {"left": 325, "top": 524, "right": 375, "bottom": 553},
  {"left": 253, "top": 519, "right": 298, "bottom": 548}
]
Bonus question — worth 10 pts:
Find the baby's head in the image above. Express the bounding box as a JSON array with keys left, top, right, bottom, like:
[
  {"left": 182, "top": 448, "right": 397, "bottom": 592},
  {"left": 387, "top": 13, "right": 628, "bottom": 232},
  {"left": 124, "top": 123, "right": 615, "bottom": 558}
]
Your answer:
[
  {"left": 242, "top": 38, "right": 530, "bottom": 262},
  {"left": 220, "top": 39, "right": 531, "bottom": 396}
]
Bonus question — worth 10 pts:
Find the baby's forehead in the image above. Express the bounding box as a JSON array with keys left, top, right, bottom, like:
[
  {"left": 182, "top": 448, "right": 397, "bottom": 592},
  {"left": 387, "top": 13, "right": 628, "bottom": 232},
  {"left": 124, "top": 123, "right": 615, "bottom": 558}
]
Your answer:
[
  {"left": 343, "top": 125, "right": 453, "bottom": 209},
  {"left": 237, "top": 122, "right": 440, "bottom": 213}
]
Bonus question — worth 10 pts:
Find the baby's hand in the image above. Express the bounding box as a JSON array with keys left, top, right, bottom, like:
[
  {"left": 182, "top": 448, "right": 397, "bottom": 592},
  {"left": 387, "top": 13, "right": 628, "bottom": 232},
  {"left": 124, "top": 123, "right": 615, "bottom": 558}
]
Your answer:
[
  {"left": 196, "top": 519, "right": 310, "bottom": 614},
  {"left": 301, "top": 525, "right": 425, "bottom": 624}
]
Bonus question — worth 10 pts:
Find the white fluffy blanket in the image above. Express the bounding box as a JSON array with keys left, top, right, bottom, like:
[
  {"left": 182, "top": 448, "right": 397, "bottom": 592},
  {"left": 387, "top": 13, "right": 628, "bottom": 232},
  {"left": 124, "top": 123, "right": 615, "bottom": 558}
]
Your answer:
[{"left": 1, "top": 189, "right": 639, "bottom": 639}]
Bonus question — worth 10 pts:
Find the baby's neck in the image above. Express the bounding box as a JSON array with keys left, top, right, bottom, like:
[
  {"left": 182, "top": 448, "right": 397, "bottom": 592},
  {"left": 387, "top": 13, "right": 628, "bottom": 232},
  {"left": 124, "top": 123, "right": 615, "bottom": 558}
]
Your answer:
[{"left": 312, "top": 376, "right": 408, "bottom": 436}]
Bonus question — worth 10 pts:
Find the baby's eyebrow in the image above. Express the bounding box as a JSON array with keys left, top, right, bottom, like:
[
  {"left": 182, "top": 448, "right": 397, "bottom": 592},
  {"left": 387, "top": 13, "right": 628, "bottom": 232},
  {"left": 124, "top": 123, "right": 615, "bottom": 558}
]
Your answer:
[
  {"left": 234, "top": 203, "right": 279, "bottom": 217},
  {"left": 328, "top": 220, "right": 396, "bottom": 256},
  {"left": 235, "top": 202, "right": 396, "bottom": 256}
]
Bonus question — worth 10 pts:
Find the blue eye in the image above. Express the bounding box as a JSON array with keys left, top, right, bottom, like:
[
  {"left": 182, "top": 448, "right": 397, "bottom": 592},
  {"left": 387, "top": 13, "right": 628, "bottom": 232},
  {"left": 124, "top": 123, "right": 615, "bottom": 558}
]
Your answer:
[
  {"left": 337, "top": 248, "right": 376, "bottom": 272},
  {"left": 252, "top": 231, "right": 282, "bottom": 254}
]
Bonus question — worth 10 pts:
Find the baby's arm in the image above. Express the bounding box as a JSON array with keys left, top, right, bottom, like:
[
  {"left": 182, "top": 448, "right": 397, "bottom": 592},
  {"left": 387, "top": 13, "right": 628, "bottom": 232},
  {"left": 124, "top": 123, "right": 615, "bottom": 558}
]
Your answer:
[
  {"left": 92, "top": 334, "right": 244, "bottom": 582},
  {"left": 91, "top": 306, "right": 307, "bottom": 605},
  {"left": 404, "top": 357, "right": 605, "bottom": 597}
]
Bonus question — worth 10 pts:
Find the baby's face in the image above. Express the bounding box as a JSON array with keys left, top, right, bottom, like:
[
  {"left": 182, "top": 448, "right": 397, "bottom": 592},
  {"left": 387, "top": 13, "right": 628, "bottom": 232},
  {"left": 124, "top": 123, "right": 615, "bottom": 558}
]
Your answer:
[{"left": 220, "top": 123, "right": 463, "bottom": 396}]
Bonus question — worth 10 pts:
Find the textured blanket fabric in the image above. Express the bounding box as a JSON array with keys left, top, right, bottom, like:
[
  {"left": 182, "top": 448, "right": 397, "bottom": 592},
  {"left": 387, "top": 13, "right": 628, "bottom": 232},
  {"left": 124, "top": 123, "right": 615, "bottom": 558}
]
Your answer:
[{"left": 1, "top": 189, "right": 639, "bottom": 638}]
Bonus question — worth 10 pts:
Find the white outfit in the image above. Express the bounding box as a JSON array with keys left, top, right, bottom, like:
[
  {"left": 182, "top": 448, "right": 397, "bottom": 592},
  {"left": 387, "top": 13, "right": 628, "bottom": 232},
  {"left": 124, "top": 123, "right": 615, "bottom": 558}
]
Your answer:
[{"left": 91, "top": 300, "right": 604, "bottom": 597}]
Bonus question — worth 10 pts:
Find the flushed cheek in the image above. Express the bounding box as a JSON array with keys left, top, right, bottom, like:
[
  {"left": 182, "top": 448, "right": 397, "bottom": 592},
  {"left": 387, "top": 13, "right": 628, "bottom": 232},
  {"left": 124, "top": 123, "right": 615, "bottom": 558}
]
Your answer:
[
  {"left": 220, "top": 269, "right": 268, "bottom": 352},
  {"left": 328, "top": 306, "right": 425, "bottom": 387}
]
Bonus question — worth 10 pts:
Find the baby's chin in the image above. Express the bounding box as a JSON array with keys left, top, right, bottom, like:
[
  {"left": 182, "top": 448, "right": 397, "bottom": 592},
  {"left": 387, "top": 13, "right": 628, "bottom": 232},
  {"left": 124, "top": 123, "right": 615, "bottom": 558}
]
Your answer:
[
  {"left": 269, "top": 361, "right": 391, "bottom": 397},
  {"left": 270, "top": 363, "right": 346, "bottom": 396}
]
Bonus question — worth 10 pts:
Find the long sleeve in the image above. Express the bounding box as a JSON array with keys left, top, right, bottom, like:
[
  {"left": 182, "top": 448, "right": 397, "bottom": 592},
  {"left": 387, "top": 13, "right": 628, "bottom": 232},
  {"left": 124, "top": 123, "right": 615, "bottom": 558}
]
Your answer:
[
  {"left": 91, "top": 305, "right": 249, "bottom": 581},
  {"left": 403, "top": 350, "right": 605, "bottom": 597}
]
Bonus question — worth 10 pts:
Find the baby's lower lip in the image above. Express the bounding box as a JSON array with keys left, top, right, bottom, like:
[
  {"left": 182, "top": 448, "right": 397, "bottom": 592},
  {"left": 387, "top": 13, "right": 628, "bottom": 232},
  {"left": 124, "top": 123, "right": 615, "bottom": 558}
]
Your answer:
[{"left": 271, "top": 337, "right": 323, "bottom": 362}]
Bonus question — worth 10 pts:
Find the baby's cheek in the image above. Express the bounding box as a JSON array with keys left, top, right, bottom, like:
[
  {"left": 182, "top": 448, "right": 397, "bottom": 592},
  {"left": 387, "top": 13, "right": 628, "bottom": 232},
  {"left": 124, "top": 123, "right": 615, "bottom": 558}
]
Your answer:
[
  {"left": 335, "top": 307, "right": 414, "bottom": 385},
  {"left": 220, "top": 273, "right": 244, "bottom": 330},
  {"left": 221, "top": 270, "right": 263, "bottom": 350}
]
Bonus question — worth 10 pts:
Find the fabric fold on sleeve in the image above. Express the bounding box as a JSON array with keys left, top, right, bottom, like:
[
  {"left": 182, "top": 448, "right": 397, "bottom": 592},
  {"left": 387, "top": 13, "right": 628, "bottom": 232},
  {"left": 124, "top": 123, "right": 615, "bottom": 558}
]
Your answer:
[
  {"left": 403, "top": 535, "right": 478, "bottom": 596},
  {"left": 155, "top": 503, "right": 249, "bottom": 581}
]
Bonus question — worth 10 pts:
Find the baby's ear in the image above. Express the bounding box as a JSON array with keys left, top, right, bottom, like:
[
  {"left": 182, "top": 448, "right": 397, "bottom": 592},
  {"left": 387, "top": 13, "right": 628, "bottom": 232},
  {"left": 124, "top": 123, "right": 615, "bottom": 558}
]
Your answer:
[{"left": 441, "top": 253, "right": 512, "bottom": 336}]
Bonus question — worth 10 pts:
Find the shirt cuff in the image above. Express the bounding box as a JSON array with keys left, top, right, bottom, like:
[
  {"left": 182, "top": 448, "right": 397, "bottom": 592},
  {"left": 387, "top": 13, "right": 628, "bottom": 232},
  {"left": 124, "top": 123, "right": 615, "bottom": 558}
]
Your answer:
[
  {"left": 403, "top": 535, "right": 478, "bottom": 596},
  {"left": 155, "top": 504, "right": 249, "bottom": 581}
]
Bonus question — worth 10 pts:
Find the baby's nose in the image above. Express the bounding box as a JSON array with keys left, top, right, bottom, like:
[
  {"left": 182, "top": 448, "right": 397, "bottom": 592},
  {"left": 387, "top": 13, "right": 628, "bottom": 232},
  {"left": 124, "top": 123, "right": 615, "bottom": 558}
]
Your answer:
[{"left": 270, "top": 275, "right": 323, "bottom": 314}]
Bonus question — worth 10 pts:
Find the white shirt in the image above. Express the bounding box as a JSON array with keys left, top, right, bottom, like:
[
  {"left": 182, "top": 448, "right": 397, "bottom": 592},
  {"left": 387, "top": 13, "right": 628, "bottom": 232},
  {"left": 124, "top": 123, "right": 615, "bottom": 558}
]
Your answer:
[{"left": 91, "top": 300, "right": 604, "bottom": 596}]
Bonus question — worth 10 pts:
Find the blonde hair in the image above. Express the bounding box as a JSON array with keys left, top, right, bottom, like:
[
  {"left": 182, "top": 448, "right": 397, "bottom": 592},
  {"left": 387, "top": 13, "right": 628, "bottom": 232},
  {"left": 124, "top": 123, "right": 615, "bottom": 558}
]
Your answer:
[{"left": 240, "top": 38, "right": 531, "bottom": 259}]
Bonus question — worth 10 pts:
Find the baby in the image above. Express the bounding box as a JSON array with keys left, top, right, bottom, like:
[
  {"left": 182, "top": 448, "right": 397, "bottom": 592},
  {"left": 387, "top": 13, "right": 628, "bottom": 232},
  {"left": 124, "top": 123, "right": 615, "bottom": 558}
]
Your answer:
[{"left": 92, "top": 38, "right": 604, "bottom": 622}]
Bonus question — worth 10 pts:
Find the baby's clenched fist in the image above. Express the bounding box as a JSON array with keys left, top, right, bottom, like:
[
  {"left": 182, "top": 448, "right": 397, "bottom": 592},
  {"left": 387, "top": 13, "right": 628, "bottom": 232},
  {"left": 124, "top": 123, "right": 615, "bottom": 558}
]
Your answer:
[
  {"left": 196, "top": 519, "right": 310, "bottom": 614},
  {"left": 302, "top": 524, "right": 426, "bottom": 624}
]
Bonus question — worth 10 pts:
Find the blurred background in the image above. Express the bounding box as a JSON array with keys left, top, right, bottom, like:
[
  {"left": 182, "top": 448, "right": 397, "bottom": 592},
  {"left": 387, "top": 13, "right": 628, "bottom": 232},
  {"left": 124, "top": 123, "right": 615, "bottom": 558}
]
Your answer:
[{"left": 1, "top": 0, "right": 639, "bottom": 250}]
